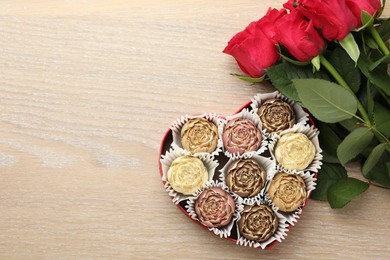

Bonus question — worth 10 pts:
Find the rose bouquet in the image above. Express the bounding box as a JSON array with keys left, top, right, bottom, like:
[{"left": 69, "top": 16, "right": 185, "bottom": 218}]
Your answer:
[{"left": 224, "top": 0, "right": 390, "bottom": 208}]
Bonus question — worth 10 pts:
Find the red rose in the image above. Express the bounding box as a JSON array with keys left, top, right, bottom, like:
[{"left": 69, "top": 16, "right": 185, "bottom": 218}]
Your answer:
[
  {"left": 275, "top": 10, "right": 325, "bottom": 61},
  {"left": 345, "top": 0, "right": 382, "bottom": 26},
  {"left": 284, "top": 0, "right": 358, "bottom": 41},
  {"left": 256, "top": 8, "right": 288, "bottom": 43},
  {"left": 223, "top": 22, "right": 279, "bottom": 78}
]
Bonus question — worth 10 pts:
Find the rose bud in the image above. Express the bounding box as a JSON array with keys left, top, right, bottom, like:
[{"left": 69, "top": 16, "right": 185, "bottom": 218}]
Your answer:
[
  {"left": 222, "top": 118, "right": 262, "bottom": 155},
  {"left": 274, "top": 133, "right": 316, "bottom": 171},
  {"left": 275, "top": 10, "right": 325, "bottom": 61},
  {"left": 181, "top": 118, "right": 218, "bottom": 154},
  {"left": 195, "top": 187, "right": 236, "bottom": 228},
  {"left": 283, "top": 0, "right": 358, "bottom": 41},
  {"left": 257, "top": 99, "right": 296, "bottom": 134},
  {"left": 223, "top": 21, "right": 279, "bottom": 78},
  {"left": 345, "top": 0, "right": 382, "bottom": 26},
  {"left": 238, "top": 204, "right": 279, "bottom": 242},
  {"left": 226, "top": 159, "right": 266, "bottom": 198},
  {"left": 167, "top": 155, "right": 208, "bottom": 195},
  {"left": 268, "top": 172, "right": 307, "bottom": 212}
]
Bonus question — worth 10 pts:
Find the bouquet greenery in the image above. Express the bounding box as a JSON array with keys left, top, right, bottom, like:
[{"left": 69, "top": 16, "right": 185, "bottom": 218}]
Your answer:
[{"left": 224, "top": 0, "right": 390, "bottom": 208}]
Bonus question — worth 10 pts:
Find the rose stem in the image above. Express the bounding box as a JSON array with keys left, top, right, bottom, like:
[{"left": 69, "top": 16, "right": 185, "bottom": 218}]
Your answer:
[
  {"left": 369, "top": 26, "right": 390, "bottom": 55},
  {"left": 319, "top": 54, "right": 371, "bottom": 127}
]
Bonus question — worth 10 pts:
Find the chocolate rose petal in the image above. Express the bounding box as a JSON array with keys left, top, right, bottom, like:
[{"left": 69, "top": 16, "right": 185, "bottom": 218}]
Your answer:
[{"left": 181, "top": 118, "right": 218, "bottom": 154}]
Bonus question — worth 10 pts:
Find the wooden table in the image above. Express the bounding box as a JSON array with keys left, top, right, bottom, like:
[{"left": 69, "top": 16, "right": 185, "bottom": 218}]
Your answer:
[{"left": 1, "top": 1, "right": 389, "bottom": 259}]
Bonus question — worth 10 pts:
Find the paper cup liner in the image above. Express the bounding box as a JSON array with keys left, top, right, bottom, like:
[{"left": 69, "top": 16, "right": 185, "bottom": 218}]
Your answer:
[
  {"left": 268, "top": 124, "right": 323, "bottom": 174},
  {"left": 185, "top": 180, "right": 244, "bottom": 238},
  {"left": 249, "top": 91, "right": 309, "bottom": 139},
  {"left": 221, "top": 109, "right": 268, "bottom": 159},
  {"left": 170, "top": 113, "right": 223, "bottom": 157},
  {"left": 219, "top": 154, "right": 277, "bottom": 205},
  {"left": 160, "top": 147, "right": 219, "bottom": 204},
  {"left": 264, "top": 170, "right": 316, "bottom": 225},
  {"left": 236, "top": 197, "right": 289, "bottom": 249}
]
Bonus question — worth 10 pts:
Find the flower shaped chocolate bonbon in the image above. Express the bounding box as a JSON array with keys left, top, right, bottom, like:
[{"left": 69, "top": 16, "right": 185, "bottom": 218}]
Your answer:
[
  {"left": 257, "top": 98, "right": 295, "bottom": 134},
  {"left": 226, "top": 159, "right": 266, "bottom": 198},
  {"left": 167, "top": 155, "right": 208, "bottom": 195},
  {"left": 181, "top": 118, "right": 219, "bottom": 154},
  {"left": 195, "top": 187, "right": 236, "bottom": 228},
  {"left": 238, "top": 204, "right": 279, "bottom": 242},
  {"left": 268, "top": 172, "right": 307, "bottom": 212},
  {"left": 159, "top": 91, "right": 321, "bottom": 249},
  {"left": 222, "top": 118, "right": 262, "bottom": 155},
  {"left": 274, "top": 132, "right": 316, "bottom": 171}
]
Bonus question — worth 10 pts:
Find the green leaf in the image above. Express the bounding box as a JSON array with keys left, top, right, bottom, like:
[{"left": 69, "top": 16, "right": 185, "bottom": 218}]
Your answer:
[
  {"left": 358, "top": 53, "right": 390, "bottom": 96},
  {"left": 339, "top": 33, "right": 360, "bottom": 64},
  {"left": 310, "top": 163, "right": 347, "bottom": 201},
  {"left": 361, "top": 142, "right": 379, "bottom": 158},
  {"left": 311, "top": 55, "right": 321, "bottom": 71},
  {"left": 377, "top": 16, "right": 390, "bottom": 41},
  {"left": 337, "top": 127, "right": 374, "bottom": 165},
  {"left": 327, "top": 177, "right": 369, "bottom": 208},
  {"left": 363, "top": 33, "right": 379, "bottom": 50},
  {"left": 366, "top": 82, "right": 375, "bottom": 121},
  {"left": 231, "top": 73, "right": 266, "bottom": 83},
  {"left": 355, "top": 11, "right": 374, "bottom": 32},
  {"left": 266, "top": 63, "right": 330, "bottom": 102},
  {"left": 368, "top": 54, "right": 390, "bottom": 71},
  {"left": 369, "top": 151, "right": 390, "bottom": 187},
  {"left": 293, "top": 79, "right": 358, "bottom": 123},
  {"left": 279, "top": 53, "right": 311, "bottom": 66},
  {"left": 266, "top": 64, "right": 299, "bottom": 101},
  {"left": 362, "top": 143, "right": 387, "bottom": 178},
  {"left": 339, "top": 117, "right": 359, "bottom": 132},
  {"left": 328, "top": 47, "right": 361, "bottom": 93},
  {"left": 374, "top": 102, "right": 390, "bottom": 137},
  {"left": 377, "top": 89, "right": 390, "bottom": 106},
  {"left": 387, "top": 163, "right": 390, "bottom": 177},
  {"left": 362, "top": 10, "right": 374, "bottom": 25},
  {"left": 356, "top": 81, "right": 376, "bottom": 121},
  {"left": 317, "top": 121, "right": 342, "bottom": 157},
  {"left": 322, "top": 151, "right": 341, "bottom": 163}
]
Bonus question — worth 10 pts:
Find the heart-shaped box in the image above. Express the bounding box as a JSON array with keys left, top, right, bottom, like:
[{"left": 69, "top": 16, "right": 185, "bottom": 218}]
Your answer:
[{"left": 158, "top": 91, "right": 322, "bottom": 249}]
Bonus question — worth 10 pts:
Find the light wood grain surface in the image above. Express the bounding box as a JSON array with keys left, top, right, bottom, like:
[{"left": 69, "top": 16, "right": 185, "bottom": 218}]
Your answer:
[{"left": 1, "top": 1, "right": 389, "bottom": 259}]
